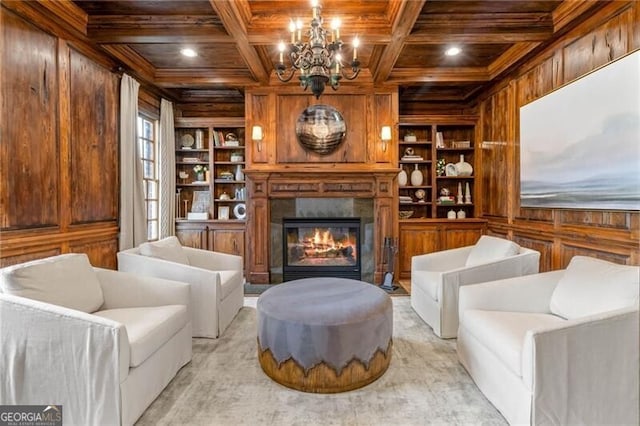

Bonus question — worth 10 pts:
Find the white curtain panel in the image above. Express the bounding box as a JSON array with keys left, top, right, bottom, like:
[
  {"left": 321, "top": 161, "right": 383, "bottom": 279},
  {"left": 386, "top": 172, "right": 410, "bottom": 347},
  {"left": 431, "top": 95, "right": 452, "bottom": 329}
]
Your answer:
[
  {"left": 119, "top": 74, "right": 147, "bottom": 250},
  {"left": 159, "top": 99, "right": 176, "bottom": 238}
]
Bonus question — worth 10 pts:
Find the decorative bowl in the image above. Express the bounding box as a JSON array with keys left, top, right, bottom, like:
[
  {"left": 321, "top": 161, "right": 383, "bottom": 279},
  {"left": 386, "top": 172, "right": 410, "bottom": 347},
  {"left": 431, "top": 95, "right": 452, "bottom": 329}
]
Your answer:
[{"left": 399, "top": 210, "right": 414, "bottom": 219}]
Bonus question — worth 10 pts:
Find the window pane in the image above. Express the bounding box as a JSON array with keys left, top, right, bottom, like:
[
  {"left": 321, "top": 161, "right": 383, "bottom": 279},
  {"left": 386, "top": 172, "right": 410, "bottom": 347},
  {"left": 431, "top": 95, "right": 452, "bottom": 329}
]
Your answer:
[
  {"left": 143, "top": 160, "right": 154, "bottom": 179},
  {"left": 147, "top": 181, "right": 157, "bottom": 199},
  {"left": 144, "top": 120, "right": 153, "bottom": 140},
  {"left": 148, "top": 221, "right": 158, "bottom": 241},
  {"left": 147, "top": 201, "right": 158, "bottom": 219},
  {"left": 143, "top": 140, "right": 153, "bottom": 160},
  {"left": 137, "top": 117, "right": 143, "bottom": 136}
]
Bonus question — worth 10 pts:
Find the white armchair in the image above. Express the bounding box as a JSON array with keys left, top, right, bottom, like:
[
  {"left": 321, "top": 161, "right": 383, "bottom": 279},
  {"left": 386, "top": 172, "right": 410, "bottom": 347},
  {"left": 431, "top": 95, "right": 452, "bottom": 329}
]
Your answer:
[
  {"left": 118, "top": 236, "right": 244, "bottom": 338},
  {"left": 411, "top": 235, "right": 540, "bottom": 338},
  {"left": 0, "top": 254, "right": 192, "bottom": 426},
  {"left": 457, "top": 256, "right": 639, "bottom": 425}
]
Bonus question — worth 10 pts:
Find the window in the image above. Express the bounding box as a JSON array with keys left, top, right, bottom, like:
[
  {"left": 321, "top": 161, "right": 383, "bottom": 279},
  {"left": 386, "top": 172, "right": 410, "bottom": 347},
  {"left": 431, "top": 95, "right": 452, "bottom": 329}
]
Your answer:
[{"left": 137, "top": 114, "right": 159, "bottom": 241}]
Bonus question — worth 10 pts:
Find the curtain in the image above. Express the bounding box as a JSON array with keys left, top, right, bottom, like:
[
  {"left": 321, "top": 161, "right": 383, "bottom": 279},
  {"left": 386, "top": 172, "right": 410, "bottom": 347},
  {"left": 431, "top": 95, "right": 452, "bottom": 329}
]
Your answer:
[
  {"left": 159, "top": 99, "right": 176, "bottom": 238},
  {"left": 119, "top": 74, "right": 147, "bottom": 250}
]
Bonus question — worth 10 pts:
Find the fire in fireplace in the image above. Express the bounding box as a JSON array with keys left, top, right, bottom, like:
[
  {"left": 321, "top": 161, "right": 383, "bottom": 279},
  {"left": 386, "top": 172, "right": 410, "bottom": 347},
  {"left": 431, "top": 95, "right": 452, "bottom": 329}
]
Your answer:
[{"left": 282, "top": 217, "right": 361, "bottom": 281}]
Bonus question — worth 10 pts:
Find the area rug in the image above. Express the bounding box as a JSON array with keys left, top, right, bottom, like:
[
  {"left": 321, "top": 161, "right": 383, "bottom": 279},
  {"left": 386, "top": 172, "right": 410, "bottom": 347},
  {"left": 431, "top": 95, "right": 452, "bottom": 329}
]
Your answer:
[{"left": 136, "top": 297, "right": 506, "bottom": 425}]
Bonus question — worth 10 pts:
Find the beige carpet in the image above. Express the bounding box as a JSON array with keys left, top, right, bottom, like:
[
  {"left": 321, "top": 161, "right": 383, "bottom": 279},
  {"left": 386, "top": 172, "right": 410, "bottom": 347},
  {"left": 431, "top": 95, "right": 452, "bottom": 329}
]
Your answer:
[{"left": 136, "top": 297, "right": 506, "bottom": 425}]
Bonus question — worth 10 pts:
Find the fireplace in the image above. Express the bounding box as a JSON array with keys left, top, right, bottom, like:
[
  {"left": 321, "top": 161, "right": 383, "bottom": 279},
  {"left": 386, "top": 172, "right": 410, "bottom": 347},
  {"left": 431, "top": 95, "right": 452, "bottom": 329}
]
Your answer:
[{"left": 282, "top": 217, "right": 361, "bottom": 281}]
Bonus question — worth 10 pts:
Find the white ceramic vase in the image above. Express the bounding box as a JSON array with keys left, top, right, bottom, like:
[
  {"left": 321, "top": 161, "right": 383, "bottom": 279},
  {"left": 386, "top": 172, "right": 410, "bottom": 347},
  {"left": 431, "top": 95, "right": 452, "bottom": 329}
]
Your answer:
[
  {"left": 410, "top": 164, "right": 423, "bottom": 186},
  {"left": 447, "top": 209, "right": 456, "bottom": 219},
  {"left": 465, "top": 182, "right": 472, "bottom": 204},
  {"left": 457, "top": 209, "right": 466, "bottom": 219},
  {"left": 455, "top": 154, "right": 473, "bottom": 176},
  {"left": 235, "top": 164, "right": 244, "bottom": 181},
  {"left": 457, "top": 182, "right": 463, "bottom": 204},
  {"left": 398, "top": 168, "right": 408, "bottom": 186}
]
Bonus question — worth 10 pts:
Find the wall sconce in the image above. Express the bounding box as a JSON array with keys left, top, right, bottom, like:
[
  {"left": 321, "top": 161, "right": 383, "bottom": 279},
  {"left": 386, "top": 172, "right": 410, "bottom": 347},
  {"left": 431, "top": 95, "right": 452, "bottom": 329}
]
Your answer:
[
  {"left": 252, "top": 125, "right": 263, "bottom": 152},
  {"left": 380, "top": 125, "right": 392, "bottom": 152}
]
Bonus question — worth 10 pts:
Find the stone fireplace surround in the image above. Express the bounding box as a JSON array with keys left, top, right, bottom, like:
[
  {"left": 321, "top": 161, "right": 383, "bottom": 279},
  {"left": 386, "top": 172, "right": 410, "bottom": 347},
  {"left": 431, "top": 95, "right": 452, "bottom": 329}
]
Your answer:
[{"left": 244, "top": 168, "right": 397, "bottom": 285}]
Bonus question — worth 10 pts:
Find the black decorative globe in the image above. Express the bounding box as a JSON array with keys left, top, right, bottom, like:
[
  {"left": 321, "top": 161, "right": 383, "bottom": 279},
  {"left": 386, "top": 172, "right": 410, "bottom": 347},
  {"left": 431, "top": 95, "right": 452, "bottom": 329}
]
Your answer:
[{"left": 295, "top": 105, "right": 346, "bottom": 155}]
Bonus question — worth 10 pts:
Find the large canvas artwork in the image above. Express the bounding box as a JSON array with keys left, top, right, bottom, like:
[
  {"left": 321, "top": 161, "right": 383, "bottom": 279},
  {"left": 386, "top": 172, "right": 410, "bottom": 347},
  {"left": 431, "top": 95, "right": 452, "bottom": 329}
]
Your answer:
[{"left": 520, "top": 50, "right": 640, "bottom": 210}]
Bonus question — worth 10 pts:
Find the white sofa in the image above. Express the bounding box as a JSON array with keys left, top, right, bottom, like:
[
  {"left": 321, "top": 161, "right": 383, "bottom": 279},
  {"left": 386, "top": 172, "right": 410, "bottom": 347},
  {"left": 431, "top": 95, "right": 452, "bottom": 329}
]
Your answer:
[
  {"left": 457, "top": 256, "right": 639, "bottom": 425},
  {"left": 411, "top": 235, "right": 540, "bottom": 338},
  {"left": 0, "top": 253, "right": 192, "bottom": 426},
  {"left": 118, "top": 236, "right": 244, "bottom": 338}
]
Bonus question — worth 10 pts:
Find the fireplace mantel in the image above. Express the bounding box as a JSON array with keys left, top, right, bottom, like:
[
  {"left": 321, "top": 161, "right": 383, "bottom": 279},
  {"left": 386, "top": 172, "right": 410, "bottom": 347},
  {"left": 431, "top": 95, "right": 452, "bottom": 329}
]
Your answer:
[{"left": 244, "top": 167, "right": 398, "bottom": 284}]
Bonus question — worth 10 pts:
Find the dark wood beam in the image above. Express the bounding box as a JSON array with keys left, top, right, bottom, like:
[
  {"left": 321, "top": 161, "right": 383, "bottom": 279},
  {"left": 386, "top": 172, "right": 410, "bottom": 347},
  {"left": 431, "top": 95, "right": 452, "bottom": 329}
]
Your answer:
[
  {"left": 209, "top": 0, "right": 270, "bottom": 84},
  {"left": 488, "top": 42, "right": 542, "bottom": 78},
  {"left": 371, "top": 0, "right": 426, "bottom": 84},
  {"left": 100, "top": 45, "right": 156, "bottom": 82},
  {"left": 386, "top": 67, "right": 490, "bottom": 84},
  {"left": 154, "top": 68, "right": 258, "bottom": 88},
  {"left": 87, "top": 15, "right": 231, "bottom": 44}
]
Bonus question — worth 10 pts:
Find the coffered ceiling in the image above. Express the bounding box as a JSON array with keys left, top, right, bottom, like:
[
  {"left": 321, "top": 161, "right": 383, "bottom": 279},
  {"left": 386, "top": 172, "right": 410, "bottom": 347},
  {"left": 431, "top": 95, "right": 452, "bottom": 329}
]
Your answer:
[{"left": 71, "top": 0, "right": 608, "bottom": 107}]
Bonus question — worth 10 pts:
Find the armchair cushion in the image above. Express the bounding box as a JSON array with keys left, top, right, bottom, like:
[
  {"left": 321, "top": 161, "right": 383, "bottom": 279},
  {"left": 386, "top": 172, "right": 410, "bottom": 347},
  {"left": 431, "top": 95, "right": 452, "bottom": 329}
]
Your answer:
[
  {"left": 0, "top": 253, "right": 104, "bottom": 313},
  {"left": 465, "top": 235, "right": 520, "bottom": 267},
  {"left": 94, "top": 304, "right": 188, "bottom": 367},
  {"left": 139, "top": 236, "right": 190, "bottom": 265},
  {"left": 462, "top": 309, "right": 564, "bottom": 377},
  {"left": 550, "top": 256, "right": 640, "bottom": 319}
]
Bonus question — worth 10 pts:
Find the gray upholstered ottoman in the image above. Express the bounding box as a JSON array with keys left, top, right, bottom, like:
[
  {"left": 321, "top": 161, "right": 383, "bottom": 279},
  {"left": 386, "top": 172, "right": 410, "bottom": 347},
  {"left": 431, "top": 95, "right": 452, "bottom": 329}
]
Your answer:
[{"left": 257, "top": 277, "right": 393, "bottom": 393}]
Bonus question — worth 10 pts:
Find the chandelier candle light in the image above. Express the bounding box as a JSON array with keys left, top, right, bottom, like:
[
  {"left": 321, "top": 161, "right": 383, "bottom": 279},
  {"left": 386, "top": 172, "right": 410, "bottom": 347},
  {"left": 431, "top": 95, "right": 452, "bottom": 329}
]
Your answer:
[{"left": 276, "top": 0, "right": 361, "bottom": 98}]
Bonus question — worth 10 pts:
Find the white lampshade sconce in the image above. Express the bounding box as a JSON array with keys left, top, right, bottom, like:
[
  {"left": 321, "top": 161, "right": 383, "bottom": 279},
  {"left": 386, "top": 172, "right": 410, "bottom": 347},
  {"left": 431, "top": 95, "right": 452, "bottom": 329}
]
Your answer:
[
  {"left": 252, "top": 125, "right": 264, "bottom": 152},
  {"left": 380, "top": 125, "right": 392, "bottom": 152}
]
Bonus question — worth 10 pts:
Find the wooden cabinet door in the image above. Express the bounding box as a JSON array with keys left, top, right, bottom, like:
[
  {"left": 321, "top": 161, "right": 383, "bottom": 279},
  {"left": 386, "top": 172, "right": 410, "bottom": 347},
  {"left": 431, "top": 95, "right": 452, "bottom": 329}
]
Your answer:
[
  {"left": 213, "top": 230, "right": 245, "bottom": 258},
  {"left": 441, "top": 223, "right": 483, "bottom": 251},
  {"left": 176, "top": 226, "right": 209, "bottom": 249},
  {"left": 398, "top": 225, "right": 440, "bottom": 278}
]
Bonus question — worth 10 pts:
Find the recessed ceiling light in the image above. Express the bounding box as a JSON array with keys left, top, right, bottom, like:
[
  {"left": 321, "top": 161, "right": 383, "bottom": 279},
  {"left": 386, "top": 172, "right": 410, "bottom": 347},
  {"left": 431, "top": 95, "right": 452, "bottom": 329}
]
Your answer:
[
  {"left": 180, "top": 48, "right": 198, "bottom": 58},
  {"left": 445, "top": 46, "right": 461, "bottom": 56}
]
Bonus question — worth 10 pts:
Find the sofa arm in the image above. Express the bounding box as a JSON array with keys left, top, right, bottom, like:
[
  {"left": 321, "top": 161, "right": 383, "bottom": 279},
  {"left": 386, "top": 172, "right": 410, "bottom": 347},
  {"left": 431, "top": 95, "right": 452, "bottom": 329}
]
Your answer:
[
  {"left": 184, "top": 247, "right": 243, "bottom": 272},
  {"left": 0, "top": 293, "right": 128, "bottom": 425},
  {"left": 411, "top": 246, "right": 470, "bottom": 272},
  {"left": 96, "top": 268, "right": 190, "bottom": 310},
  {"left": 525, "top": 307, "right": 639, "bottom": 425},
  {"left": 458, "top": 270, "right": 564, "bottom": 319}
]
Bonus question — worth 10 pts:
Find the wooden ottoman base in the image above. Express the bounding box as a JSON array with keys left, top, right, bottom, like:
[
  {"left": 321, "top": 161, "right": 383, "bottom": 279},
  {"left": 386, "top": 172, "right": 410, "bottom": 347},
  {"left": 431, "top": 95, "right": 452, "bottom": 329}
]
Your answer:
[{"left": 258, "top": 340, "right": 392, "bottom": 393}]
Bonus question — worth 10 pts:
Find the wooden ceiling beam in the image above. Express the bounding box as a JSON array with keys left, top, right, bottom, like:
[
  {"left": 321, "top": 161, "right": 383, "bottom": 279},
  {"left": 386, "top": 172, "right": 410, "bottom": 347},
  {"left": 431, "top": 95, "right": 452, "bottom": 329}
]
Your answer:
[
  {"left": 552, "top": 0, "right": 615, "bottom": 32},
  {"left": 406, "top": 31, "right": 550, "bottom": 44},
  {"left": 487, "top": 42, "right": 542, "bottom": 79},
  {"left": 371, "top": 0, "right": 426, "bottom": 84},
  {"left": 88, "top": 28, "right": 233, "bottom": 44},
  {"left": 386, "top": 67, "right": 490, "bottom": 84},
  {"left": 101, "top": 45, "right": 156, "bottom": 82},
  {"left": 154, "top": 68, "right": 259, "bottom": 88},
  {"left": 209, "top": 0, "right": 270, "bottom": 84}
]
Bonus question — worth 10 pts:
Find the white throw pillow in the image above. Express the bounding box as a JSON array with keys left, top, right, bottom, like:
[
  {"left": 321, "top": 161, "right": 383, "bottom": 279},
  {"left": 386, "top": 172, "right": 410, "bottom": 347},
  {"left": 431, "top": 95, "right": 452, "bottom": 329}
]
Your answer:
[
  {"left": 465, "top": 236, "right": 520, "bottom": 267},
  {"left": 0, "top": 253, "right": 104, "bottom": 313},
  {"left": 550, "top": 256, "right": 640, "bottom": 319},
  {"left": 139, "top": 236, "right": 190, "bottom": 265}
]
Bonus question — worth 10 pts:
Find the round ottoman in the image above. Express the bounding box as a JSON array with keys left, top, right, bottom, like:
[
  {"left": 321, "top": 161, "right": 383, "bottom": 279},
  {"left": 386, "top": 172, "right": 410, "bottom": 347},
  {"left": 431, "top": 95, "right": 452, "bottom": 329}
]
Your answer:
[{"left": 257, "top": 277, "right": 393, "bottom": 393}]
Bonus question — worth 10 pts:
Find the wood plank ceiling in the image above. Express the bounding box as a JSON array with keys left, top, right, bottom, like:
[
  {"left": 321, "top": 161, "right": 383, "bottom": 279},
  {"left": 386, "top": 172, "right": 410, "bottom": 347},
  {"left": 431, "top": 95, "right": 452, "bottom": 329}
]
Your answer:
[{"left": 71, "top": 0, "right": 608, "bottom": 108}]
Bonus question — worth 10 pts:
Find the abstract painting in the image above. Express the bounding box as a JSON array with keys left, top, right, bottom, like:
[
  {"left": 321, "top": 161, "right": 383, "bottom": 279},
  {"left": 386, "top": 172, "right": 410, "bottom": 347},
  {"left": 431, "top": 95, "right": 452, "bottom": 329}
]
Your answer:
[{"left": 520, "top": 50, "right": 639, "bottom": 210}]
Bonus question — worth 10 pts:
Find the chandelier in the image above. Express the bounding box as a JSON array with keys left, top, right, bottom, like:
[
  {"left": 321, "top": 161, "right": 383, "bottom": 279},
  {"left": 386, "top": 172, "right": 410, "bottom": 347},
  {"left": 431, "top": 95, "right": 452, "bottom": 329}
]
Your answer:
[{"left": 275, "top": 0, "right": 361, "bottom": 99}]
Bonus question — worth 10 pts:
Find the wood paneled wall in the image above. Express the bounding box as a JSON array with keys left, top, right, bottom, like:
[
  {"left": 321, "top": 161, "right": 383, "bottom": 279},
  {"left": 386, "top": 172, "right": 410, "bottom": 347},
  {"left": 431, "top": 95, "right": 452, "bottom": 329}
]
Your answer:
[
  {"left": 0, "top": 5, "right": 120, "bottom": 268},
  {"left": 478, "top": 1, "right": 640, "bottom": 270}
]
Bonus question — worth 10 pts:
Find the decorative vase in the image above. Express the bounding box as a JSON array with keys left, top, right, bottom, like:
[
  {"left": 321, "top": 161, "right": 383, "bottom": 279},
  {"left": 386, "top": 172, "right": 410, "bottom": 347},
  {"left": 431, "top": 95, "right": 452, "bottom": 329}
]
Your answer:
[
  {"left": 398, "top": 168, "right": 408, "bottom": 186},
  {"left": 457, "top": 209, "right": 466, "bottom": 219},
  {"left": 455, "top": 154, "right": 473, "bottom": 176},
  {"left": 465, "top": 182, "right": 472, "bottom": 204},
  {"left": 196, "top": 173, "right": 205, "bottom": 181},
  {"left": 235, "top": 164, "right": 244, "bottom": 181},
  {"left": 410, "top": 164, "right": 423, "bottom": 186},
  {"left": 447, "top": 209, "right": 456, "bottom": 219},
  {"left": 457, "top": 182, "right": 463, "bottom": 204}
]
